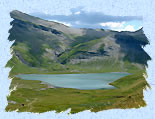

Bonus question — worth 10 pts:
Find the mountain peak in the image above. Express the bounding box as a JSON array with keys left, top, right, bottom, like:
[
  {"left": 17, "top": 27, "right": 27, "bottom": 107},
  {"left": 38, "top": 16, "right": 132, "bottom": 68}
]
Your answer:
[{"left": 10, "top": 10, "right": 84, "bottom": 35}]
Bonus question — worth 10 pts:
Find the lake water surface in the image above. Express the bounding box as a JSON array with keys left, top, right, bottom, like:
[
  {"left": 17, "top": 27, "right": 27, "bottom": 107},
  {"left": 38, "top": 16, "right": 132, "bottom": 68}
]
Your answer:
[{"left": 16, "top": 73, "right": 129, "bottom": 90}]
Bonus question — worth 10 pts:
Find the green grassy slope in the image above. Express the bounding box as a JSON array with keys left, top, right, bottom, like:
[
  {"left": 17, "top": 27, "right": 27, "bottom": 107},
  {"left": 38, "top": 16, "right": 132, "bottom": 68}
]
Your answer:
[
  {"left": 8, "top": 10, "right": 151, "bottom": 68},
  {"left": 6, "top": 71, "right": 150, "bottom": 113}
]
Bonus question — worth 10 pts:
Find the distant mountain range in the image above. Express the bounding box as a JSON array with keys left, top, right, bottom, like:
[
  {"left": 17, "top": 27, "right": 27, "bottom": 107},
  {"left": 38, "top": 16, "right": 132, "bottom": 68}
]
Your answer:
[{"left": 8, "top": 10, "right": 151, "bottom": 73}]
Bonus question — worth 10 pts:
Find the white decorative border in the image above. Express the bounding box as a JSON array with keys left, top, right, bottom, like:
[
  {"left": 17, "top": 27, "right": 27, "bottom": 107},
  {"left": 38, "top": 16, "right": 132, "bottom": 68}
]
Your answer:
[{"left": 0, "top": 0, "right": 154, "bottom": 119}]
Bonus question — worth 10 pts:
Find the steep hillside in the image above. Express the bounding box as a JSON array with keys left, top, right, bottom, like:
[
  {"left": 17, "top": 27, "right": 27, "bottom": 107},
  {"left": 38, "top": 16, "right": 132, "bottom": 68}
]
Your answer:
[{"left": 7, "top": 10, "right": 151, "bottom": 74}]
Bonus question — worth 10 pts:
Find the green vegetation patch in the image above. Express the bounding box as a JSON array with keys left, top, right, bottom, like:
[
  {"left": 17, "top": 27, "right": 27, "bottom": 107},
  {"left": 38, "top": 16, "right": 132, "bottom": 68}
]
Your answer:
[
  {"left": 58, "top": 37, "right": 104, "bottom": 64},
  {"left": 6, "top": 70, "right": 150, "bottom": 113}
]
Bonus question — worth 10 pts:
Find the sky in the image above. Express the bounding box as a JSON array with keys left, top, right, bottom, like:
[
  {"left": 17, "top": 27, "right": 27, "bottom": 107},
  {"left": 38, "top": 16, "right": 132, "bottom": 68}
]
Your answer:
[{"left": 31, "top": 7, "right": 142, "bottom": 32}]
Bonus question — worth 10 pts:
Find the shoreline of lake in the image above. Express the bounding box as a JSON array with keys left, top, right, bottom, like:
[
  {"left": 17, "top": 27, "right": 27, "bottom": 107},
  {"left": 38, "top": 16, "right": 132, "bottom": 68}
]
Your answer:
[{"left": 16, "top": 72, "right": 130, "bottom": 90}]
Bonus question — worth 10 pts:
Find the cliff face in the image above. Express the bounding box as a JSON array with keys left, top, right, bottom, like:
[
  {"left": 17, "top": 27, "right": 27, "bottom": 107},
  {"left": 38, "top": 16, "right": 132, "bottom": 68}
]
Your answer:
[{"left": 8, "top": 10, "right": 151, "bottom": 72}]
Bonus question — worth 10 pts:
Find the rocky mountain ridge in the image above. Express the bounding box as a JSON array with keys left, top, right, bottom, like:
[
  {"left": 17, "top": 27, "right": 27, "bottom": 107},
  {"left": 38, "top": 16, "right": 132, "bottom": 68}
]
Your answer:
[{"left": 8, "top": 10, "right": 151, "bottom": 73}]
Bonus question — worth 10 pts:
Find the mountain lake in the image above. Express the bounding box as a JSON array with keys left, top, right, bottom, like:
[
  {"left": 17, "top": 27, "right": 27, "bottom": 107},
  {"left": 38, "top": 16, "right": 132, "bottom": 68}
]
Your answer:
[{"left": 16, "top": 73, "right": 130, "bottom": 90}]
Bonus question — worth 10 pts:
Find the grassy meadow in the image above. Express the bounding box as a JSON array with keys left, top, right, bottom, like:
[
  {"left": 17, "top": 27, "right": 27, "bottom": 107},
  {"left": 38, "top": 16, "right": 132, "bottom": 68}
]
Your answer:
[
  {"left": 6, "top": 70, "right": 150, "bottom": 113},
  {"left": 6, "top": 55, "right": 150, "bottom": 113}
]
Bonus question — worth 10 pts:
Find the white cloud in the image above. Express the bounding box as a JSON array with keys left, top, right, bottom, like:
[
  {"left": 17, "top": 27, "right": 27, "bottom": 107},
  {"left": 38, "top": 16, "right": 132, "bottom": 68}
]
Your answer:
[
  {"left": 112, "top": 25, "right": 136, "bottom": 32},
  {"left": 61, "top": 22, "right": 72, "bottom": 27},
  {"left": 49, "top": 20, "right": 72, "bottom": 27},
  {"left": 74, "top": 11, "right": 81, "bottom": 15},
  {"left": 100, "top": 21, "right": 138, "bottom": 32},
  {"left": 100, "top": 22, "right": 125, "bottom": 28},
  {"left": 138, "top": 26, "right": 143, "bottom": 29},
  {"left": 123, "top": 25, "right": 136, "bottom": 31}
]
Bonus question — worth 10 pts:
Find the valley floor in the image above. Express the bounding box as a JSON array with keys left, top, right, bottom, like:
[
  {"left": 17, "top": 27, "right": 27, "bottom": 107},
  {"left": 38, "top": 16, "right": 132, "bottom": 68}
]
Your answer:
[{"left": 6, "top": 70, "right": 150, "bottom": 113}]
